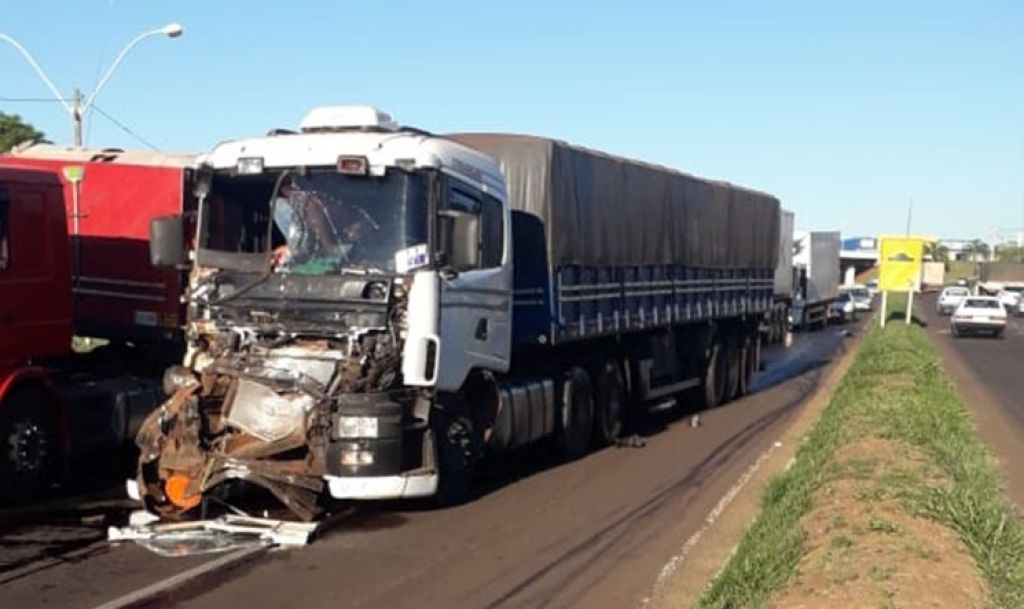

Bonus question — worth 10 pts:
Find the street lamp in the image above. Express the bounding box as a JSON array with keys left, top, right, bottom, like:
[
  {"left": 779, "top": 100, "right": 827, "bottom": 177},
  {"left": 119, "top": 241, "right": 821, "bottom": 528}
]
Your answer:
[{"left": 0, "top": 23, "right": 183, "bottom": 147}]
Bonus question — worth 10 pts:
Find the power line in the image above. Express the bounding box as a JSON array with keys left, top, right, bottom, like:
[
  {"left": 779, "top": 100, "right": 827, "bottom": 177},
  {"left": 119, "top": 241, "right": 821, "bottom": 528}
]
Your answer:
[
  {"left": 89, "top": 103, "right": 159, "bottom": 151},
  {"left": 0, "top": 96, "right": 73, "bottom": 103},
  {"left": 1, "top": 96, "right": 161, "bottom": 151}
]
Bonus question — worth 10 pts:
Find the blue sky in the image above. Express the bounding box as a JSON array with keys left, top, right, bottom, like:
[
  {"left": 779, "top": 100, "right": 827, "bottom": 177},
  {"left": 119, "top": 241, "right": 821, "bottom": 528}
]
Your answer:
[{"left": 1, "top": 0, "right": 1021, "bottom": 240}]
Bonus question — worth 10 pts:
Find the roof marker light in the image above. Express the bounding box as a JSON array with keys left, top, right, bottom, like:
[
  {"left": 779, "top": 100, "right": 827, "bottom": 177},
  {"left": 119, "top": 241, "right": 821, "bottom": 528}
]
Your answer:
[
  {"left": 337, "top": 156, "right": 368, "bottom": 175},
  {"left": 237, "top": 157, "right": 264, "bottom": 175}
]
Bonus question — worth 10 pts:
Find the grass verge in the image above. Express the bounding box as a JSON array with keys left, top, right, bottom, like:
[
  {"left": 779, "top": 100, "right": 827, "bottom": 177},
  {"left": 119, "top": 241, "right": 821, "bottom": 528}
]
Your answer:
[{"left": 697, "top": 301, "right": 1024, "bottom": 609}]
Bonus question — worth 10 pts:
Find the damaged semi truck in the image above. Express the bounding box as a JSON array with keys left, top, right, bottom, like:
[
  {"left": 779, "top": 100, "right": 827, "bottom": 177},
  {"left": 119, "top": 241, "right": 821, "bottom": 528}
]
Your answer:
[{"left": 137, "top": 106, "right": 780, "bottom": 520}]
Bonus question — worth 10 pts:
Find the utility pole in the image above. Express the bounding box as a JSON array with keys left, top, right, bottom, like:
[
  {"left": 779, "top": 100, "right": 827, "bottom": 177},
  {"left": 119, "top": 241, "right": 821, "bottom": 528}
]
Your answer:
[
  {"left": 72, "top": 88, "right": 83, "bottom": 148},
  {"left": 1, "top": 24, "right": 182, "bottom": 148},
  {"left": 905, "top": 194, "right": 913, "bottom": 236}
]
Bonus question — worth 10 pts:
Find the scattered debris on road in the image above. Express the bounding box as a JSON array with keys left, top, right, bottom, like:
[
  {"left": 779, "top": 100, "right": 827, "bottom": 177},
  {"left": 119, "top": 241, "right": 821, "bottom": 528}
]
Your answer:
[
  {"left": 107, "top": 511, "right": 318, "bottom": 557},
  {"left": 614, "top": 434, "right": 647, "bottom": 448}
]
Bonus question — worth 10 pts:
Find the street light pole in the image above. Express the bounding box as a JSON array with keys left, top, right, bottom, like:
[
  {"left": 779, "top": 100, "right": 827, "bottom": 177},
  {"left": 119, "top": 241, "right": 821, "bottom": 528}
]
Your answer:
[{"left": 0, "top": 23, "right": 183, "bottom": 147}]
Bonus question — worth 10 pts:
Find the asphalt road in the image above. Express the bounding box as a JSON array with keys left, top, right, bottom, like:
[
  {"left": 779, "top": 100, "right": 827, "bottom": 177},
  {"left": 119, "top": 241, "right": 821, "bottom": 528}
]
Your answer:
[
  {"left": 0, "top": 321, "right": 862, "bottom": 609},
  {"left": 918, "top": 293, "right": 1024, "bottom": 507}
]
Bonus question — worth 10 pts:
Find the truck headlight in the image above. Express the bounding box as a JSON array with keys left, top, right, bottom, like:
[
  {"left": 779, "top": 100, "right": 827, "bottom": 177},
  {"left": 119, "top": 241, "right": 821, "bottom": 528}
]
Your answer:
[
  {"left": 336, "top": 416, "right": 379, "bottom": 439},
  {"left": 340, "top": 446, "right": 376, "bottom": 466}
]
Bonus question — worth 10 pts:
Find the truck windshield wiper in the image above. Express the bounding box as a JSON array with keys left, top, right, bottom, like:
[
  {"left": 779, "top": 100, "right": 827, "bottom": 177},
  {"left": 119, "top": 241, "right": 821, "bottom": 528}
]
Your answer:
[{"left": 211, "top": 170, "right": 292, "bottom": 306}]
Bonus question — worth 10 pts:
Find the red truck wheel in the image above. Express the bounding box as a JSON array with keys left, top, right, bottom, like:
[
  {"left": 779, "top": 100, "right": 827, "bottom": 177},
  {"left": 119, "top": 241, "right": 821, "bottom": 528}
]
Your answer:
[{"left": 0, "top": 387, "right": 59, "bottom": 504}]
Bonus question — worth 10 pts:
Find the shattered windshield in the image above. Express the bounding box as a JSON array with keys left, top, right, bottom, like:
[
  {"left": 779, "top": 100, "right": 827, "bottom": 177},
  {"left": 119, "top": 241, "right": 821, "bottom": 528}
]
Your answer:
[{"left": 199, "top": 168, "right": 430, "bottom": 275}]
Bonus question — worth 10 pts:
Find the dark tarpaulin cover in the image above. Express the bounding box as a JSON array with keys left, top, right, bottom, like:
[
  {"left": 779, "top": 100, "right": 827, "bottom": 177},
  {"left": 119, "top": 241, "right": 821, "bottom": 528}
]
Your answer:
[{"left": 446, "top": 134, "right": 780, "bottom": 270}]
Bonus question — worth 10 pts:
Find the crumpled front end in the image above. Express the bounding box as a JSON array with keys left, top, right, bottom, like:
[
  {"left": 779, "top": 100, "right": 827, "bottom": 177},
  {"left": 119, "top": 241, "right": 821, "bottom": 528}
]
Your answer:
[
  {"left": 135, "top": 349, "right": 333, "bottom": 521},
  {"left": 134, "top": 315, "right": 427, "bottom": 521}
]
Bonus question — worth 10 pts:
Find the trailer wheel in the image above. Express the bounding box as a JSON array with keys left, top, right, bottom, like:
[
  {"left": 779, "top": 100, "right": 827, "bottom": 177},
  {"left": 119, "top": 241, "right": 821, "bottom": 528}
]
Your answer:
[
  {"left": 738, "top": 337, "right": 759, "bottom": 397},
  {"left": 722, "top": 339, "right": 742, "bottom": 403},
  {"left": 0, "top": 387, "right": 59, "bottom": 504},
  {"left": 699, "top": 342, "right": 727, "bottom": 409},
  {"left": 593, "top": 359, "right": 624, "bottom": 446},
  {"left": 559, "top": 367, "right": 594, "bottom": 460}
]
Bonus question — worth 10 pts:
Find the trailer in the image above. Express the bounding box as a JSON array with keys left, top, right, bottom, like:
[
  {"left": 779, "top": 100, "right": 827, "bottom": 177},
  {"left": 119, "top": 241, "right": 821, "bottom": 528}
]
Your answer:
[
  {"left": 0, "top": 144, "right": 196, "bottom": 345},
  {"left": 136, "top": 107, "right": 781, "bottom": 520},
  {"left": 921, "top": 261, "right": 945, "bottom": 289},
  {"left": 0, "top": 166, "right": 175, "bottom": 502},
  {"left": 790, "top": 230, "right": 840, "bottom": 330},
  {"left": 978, "top": 262, "right": 1024, "bottom": 294},
  {"left": 763, "top": 209, "right": 795, "bottom": 343}
]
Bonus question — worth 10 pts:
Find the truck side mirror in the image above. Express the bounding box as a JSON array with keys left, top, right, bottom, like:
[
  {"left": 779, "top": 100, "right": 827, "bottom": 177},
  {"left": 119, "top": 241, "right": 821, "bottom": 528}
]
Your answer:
[
  {"left": 149, "top": 214, "right": 186, "bottom": 268},
  {"left": 446, "top": 212, "right": 479, "bottom": 272}
]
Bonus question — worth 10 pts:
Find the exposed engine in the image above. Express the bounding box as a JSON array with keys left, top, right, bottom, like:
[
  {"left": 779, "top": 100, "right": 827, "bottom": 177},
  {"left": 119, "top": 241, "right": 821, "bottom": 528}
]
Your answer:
[{"left": 135, "top": 277, "right": 411, "bottom": 521}]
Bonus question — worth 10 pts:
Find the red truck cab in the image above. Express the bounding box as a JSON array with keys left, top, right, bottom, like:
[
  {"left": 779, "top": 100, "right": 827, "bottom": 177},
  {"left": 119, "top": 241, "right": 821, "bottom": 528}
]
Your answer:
[
  {"left": 0, "top": 167, "right": 74, "bottom": 500},
  {"left": 1, "top": 144, "right": 195, "bottom": 346},
  {"left": 0, "top": 159, "right": 173, "bottom": 503}
]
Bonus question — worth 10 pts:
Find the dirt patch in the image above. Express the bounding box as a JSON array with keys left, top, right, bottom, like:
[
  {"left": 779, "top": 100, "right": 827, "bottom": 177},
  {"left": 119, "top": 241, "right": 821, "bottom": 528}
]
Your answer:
[{"left": 768, "top": 437, "right": 988, "bottom": 609}]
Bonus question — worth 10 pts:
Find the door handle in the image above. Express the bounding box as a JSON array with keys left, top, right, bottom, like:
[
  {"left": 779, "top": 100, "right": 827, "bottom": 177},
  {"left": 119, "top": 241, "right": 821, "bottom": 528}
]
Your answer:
[{"left": 474, "top": 318, "right": 488, "bottom": 341}]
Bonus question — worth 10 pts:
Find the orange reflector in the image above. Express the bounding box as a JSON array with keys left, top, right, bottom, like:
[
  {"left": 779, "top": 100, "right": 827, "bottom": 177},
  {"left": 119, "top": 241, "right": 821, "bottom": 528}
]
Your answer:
[{"left": 165, "top": 474, "right": 201, "bottom": 509}]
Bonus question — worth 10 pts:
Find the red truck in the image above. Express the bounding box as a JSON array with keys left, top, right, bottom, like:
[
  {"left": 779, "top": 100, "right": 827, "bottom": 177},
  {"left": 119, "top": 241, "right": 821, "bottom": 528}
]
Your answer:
[{"left": 0, "top": 146, "right": 195, "bottom": 502}]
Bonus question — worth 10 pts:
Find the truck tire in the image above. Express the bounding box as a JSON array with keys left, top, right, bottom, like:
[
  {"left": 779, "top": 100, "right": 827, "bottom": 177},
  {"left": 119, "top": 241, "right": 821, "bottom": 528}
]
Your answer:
[
  {"left": 433, "top": 396, "right": 479, "bottom": 506},
  {"left": 593, "top": 359, "right": 624, "bottom": 446},
  {"left": 559, "top": 367, "right": 594, "bottom": 460},
  {"left": 699, "top": 341, "right": 727, "bottom": 409},
  {"left": 0, "top": 387, "right": 60, "bottom": 504},
  {"left": 738, "top": 337, "right": 759, "bottom": 397},
  {"left": 722, "top": 339, "right": 742, "bottom": 404}
]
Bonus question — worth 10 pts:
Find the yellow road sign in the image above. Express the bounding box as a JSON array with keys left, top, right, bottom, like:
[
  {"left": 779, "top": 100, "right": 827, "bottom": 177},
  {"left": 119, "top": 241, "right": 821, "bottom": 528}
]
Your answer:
[{"left": 879, "top": 236, "right": 924, "bottom": 292}]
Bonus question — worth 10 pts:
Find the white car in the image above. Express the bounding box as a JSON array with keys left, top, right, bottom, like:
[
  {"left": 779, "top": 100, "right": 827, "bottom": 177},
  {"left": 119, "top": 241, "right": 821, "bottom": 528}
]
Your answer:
[
  {"left": 843, "top": 285, "right": 872, "bottom": 311},
  {"left": 996, "top": 287, "right": 1023, "bottom": 311},
  {"left": 951, "top": 297, "right": 1007, "bottom": 338},
  {"left": 830, "top": 291, "right": 857, "bottom": 323},
  {"left": 864, "top": 279, "right": 879, "bottom": 296},
  {"left": 936, "top": 286, "right": 970, "bottom": 316}
]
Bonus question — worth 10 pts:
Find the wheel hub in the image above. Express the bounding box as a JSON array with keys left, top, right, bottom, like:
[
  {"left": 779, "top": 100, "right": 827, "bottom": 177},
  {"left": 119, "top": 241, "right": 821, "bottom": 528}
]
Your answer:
[{"left": 5, "top": 419, "right": 49, "bottom": 474}]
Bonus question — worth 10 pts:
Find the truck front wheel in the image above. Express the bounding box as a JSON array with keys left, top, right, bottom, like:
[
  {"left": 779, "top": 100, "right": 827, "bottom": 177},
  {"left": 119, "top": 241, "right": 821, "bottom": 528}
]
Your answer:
[
  {"left": 0, "top": 387, "right": 60, "bottom": 504},
  {"left": 432, "top": 396, "right": 479, "bottom": 507}
]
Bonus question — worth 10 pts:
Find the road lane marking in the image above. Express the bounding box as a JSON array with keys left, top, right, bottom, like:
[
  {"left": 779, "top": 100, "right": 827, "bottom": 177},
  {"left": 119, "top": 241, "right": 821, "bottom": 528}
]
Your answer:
[
  {"left": 639, "top": 439, "right": 785, "bottom": 608},
  {"left": 86, "top": 546, "right": 267, "bottom": 609}
]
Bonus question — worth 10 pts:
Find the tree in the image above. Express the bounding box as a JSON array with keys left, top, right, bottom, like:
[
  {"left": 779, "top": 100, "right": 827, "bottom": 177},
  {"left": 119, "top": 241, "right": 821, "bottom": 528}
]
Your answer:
[
  {"left": 995, "top": 243, "right": 1024, "bottom": 263},
  {"left": 924, "top": 242, "right": 949, "bottom": 263},
  {"left": 0, "top": 112, "right": 46, "bottom": 152}
]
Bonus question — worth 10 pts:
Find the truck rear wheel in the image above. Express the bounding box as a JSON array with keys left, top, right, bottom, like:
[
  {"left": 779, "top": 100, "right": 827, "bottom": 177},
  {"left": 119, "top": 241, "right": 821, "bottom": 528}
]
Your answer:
[
  {"left": 737, "top": 337, "right": 759, "bottom": 397},
  {"left": 0, "top": 387, "right": 60, "bottom": 504},
  {"left": 593, "top": 359, "right": 624, "bottom": 446},
  {"left": 699, "top": 342, "right": 727, "bottom": 409},
  {"left": 722, "top": 339, "right": 742, "bottom": 404},
  {"left": 560, "top": 367, "right": 594, "bottom": 460}
]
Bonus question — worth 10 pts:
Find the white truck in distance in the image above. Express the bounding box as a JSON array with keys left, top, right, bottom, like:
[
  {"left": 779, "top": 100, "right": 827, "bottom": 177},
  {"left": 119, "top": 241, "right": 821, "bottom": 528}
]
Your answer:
[
  {"left": 790, "top": 230, "right": 841, "bottom": 330},
  {"left": 139, "top": 106, "right": 781, "bottom": 521}
]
